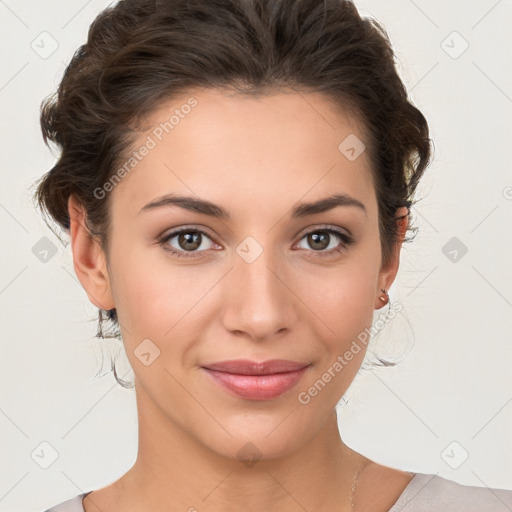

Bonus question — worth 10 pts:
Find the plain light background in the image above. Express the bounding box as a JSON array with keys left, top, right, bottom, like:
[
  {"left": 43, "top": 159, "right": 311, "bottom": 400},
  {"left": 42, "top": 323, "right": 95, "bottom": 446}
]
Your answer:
[{"left": 1, "top": 0, "right": 511, "bottom": 510}]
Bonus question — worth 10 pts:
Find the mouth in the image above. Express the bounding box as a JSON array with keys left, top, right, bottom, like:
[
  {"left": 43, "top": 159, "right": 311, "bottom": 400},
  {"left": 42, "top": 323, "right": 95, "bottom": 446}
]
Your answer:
[{"left": 201, "top": 359, "right": 311, "bottom": 400}]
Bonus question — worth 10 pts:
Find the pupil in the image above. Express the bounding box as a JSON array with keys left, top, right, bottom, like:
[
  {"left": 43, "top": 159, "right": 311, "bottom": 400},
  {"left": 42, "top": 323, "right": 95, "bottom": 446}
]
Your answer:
[
  {"left": 179, "top": 232, "right": 201, "bottom": 251},
  {"left": 309, "top": 232, "right": 329, "bottom": 250}
]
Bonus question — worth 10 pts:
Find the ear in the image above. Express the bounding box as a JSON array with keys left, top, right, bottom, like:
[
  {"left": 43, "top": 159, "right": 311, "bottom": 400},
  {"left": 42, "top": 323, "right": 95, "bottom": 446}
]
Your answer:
[
  {"left": 374, "top": 206, "right": 409, "bottom": 310},
  {"left": 68, "top": 194, "right": 115, "bottom": 311}
]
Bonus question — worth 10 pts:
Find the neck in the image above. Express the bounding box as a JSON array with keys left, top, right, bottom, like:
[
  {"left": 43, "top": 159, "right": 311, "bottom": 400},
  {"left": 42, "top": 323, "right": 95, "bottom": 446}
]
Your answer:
[{"left": 110, "top": 385, "right": 368, "bottom": 512}]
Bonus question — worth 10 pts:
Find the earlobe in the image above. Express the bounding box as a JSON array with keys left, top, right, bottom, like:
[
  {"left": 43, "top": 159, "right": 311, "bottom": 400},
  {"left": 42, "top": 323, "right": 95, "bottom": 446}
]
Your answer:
[{"left": 68, "top": 195, "right": 115, "bottom": 311}]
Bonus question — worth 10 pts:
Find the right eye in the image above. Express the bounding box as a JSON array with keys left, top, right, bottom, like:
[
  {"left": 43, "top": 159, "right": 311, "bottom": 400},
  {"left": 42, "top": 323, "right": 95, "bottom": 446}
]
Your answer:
[{"left": 158, "top": 227, "right": 219, "bottom": 258}]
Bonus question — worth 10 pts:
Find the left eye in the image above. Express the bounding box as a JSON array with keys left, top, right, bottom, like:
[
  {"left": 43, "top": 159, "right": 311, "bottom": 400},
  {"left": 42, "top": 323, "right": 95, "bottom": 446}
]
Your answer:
[{"left": 295, "top": 228, "right": 354, "bottom": 257}]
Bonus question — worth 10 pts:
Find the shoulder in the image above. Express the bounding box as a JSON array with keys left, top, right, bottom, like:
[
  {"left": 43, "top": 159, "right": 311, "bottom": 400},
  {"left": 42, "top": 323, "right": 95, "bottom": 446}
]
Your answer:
[
  {"left": 390, "top": 472, "right": 512, "bottom": 511},
  {"left": 42, "top": 492, "right": 89, "bottom": 512}
]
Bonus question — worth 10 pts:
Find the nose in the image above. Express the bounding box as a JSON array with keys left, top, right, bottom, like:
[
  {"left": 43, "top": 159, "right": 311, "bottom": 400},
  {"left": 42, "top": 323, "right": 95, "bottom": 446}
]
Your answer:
[{"left": 220, "top": 246, "right": 299, "bottom": 342}]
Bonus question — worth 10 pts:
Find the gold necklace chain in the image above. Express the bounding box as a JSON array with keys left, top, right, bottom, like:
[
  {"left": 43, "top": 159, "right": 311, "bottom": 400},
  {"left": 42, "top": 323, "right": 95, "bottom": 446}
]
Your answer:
[{"left": 350, "top": 458, "right": 369, "bottom": 511}]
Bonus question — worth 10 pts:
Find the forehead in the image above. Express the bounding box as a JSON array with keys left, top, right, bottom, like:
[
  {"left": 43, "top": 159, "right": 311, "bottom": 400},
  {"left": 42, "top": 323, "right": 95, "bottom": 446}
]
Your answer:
[{"left": 111, "top": 88, "right": 376, "bottom": 220}]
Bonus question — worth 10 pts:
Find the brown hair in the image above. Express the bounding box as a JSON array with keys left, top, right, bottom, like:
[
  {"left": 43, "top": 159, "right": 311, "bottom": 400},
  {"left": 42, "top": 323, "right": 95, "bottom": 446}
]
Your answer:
[{"left": 32, "top": 0, "right": 433, "bottom": 386}]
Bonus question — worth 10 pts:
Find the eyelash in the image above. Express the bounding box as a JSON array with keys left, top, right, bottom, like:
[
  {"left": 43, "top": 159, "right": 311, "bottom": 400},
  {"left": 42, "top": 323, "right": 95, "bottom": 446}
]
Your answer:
[{"left": 158, "top": 225, "right": 354, "bottom": 259}]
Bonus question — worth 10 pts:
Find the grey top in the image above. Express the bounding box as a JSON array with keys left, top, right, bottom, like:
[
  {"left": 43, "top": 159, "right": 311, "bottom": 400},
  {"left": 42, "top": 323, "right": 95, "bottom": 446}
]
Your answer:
[{"left": 43, "top": 472, "right": 512, "bottom": 511}]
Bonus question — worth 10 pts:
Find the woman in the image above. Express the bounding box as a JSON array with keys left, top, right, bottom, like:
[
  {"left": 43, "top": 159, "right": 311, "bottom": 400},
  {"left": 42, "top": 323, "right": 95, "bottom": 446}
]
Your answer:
[{"left": 34, "top": 0, "right": 512, "bottom": 510}]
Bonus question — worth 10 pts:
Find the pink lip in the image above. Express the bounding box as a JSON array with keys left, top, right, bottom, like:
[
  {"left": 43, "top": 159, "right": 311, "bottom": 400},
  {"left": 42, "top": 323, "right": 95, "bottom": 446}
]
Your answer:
[{"left": 201, "top": 359, "right": 311, "bottom": 400}]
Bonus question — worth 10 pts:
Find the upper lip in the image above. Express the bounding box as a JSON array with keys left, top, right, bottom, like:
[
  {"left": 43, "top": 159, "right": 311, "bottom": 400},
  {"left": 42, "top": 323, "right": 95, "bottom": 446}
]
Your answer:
[{"left": 202, "top": 359, "right": 311, "bottom": 375}]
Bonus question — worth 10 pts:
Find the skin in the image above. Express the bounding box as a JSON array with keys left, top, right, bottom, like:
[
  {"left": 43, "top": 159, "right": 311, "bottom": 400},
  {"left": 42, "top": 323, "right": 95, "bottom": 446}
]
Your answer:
[{"left": 69, "top": 88, "right": 414, "bottom": 512}]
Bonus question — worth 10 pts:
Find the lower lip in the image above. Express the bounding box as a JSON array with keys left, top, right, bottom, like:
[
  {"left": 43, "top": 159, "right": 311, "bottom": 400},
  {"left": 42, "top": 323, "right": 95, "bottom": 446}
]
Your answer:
[{"left": 202, "top": 366, "right": 309, "bottom": 400}]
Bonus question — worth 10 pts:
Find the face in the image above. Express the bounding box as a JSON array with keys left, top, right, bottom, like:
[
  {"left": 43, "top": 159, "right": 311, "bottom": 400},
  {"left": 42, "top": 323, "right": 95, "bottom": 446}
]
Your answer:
[{"left": 70, "top": 88, "right": 406, "bottom": 462}]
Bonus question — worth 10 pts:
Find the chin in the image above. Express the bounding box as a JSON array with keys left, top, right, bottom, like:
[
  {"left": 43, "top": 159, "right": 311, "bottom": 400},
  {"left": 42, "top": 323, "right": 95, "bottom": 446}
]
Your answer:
[{"left": 202, "top": 416, "right": 314, "bottom": 465}]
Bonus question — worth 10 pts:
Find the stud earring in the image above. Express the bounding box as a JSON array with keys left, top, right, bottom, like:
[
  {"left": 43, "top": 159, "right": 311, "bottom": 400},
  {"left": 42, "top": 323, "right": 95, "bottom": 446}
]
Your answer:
[{"left": 379, "top": 288, "right": 389, "bottom": 304}]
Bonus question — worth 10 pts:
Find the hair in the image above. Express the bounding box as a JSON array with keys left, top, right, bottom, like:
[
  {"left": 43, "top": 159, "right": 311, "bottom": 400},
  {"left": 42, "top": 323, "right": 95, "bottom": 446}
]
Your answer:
[{"left": 32, "top": 0, "right": 433, "bottom": 388}]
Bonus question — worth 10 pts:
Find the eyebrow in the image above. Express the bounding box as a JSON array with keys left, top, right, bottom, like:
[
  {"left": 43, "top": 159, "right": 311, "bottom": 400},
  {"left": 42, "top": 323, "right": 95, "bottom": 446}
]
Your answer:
[{"left": 138, "top": 193, "right": 367, "bottom": 219}]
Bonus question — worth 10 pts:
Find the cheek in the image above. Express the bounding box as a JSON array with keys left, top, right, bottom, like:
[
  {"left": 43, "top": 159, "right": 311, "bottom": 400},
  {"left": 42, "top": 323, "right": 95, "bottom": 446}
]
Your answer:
[
  {"left": 110, "top": 249, "right": 223, "bottom": 349},
  {"left": 296, "top": 261, "right": 377, "bottom": 331},
  {"left": 295, "top": 273, "right": 376, "bottom": 405},
  {"left": 292, "top": 261, "right": 379, "bottom": 393}
]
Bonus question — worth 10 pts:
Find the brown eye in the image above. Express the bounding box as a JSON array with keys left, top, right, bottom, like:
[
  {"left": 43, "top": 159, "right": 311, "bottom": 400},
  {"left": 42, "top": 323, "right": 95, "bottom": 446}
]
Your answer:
[
  {"left": 177, "top": 231, "right": 202, "bottom": 251},
  {"left": 159, "top": 228, "right": 216, "bottom": 258},
  {"left": 307, "top": 231, "right": 330, "bottom": 251},
  {"left": 296, "top": 227, "right": 354, "bottom": 258}
]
